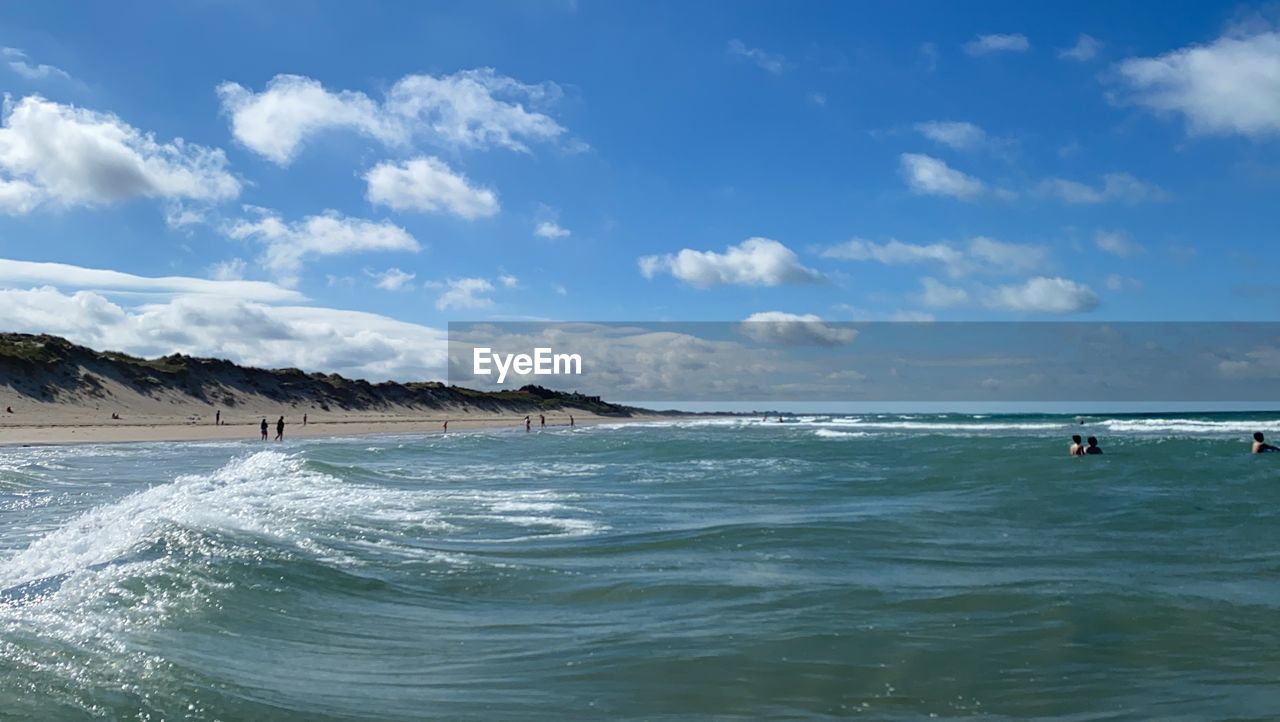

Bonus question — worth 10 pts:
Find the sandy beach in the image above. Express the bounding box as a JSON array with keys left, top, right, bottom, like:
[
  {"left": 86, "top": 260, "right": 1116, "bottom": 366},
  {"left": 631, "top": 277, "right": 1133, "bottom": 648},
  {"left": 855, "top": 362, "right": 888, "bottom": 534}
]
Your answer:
[{"left": 0, "top": 406, "right": 657, "bottom": 446}]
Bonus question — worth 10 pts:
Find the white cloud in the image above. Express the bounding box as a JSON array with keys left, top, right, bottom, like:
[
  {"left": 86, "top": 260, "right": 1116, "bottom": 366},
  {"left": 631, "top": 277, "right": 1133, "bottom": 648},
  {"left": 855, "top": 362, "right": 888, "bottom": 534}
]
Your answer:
[
  {"left": 364, "top": 156, "right": 498, "bottom": 219},
  {"left": 639, "top": 237, "right": 823, "bottom": 288},
  {"left": 553, "top": 283, "right": 568, "bottom": 296},
  {"left": 919, "top": 277, "right": 970, "bottom": 307},
  {"left": 225, "top": 208, "right": 420, "bottom": 286},
  {"left": 985, "top": 276, "right": 1099, "bottom": 313},
  {"left": 964, "top": 33, "right": 1031, "bottom": 56},
  {"left": 739, "top": 312, "right": 857, "bottom": 346},
  {"left": 807, "top": 92, "right": 827, "bottom": 106},
  {"left": 0, "top": 285, "right": 446, "bottom": 381},
  {"left": 1095, "top": 230, "right": 1144, "bottom": 257},
  {"left": 1036, "top": 172, "right": 1167, "bottom": 204},
  {"left": 498, "top": 274, "right": 519, "bottom": 288},
  {"left": 824, "top": 238, "right": 963, "bottom": 267},
  {"left": 914, "top": 120, "right": 987, "bottom": 150},
  {"left": 1059, "top": 34, "right": 1103, "bottom": 62},
  {"left": 218, "top": 69, "right": 568, "bottom": 165},
  {"left": 1, "top": 47, "right": 71, "bottom": 81},
  {"left": 370, "top": 267, "right": 416, "bottom": 291},
  {"left": 534, "top": 220, "right": 570, "bottom": 238},
  {"left": 1113, "top": 26, "right": 1280, "bottom": 137},
  {"left": 209, "top": 258, "right": 247, "bottom": 281},
  {"left": 727, "top": 39, "right": 788, "bottom": 74},
  {"left": 0, "top": 257, "right": 301, "bottom": 302},
  {"left": 435, "top": 277, "right": 495, "bottom": 311},
  {"left": 899, "top": 153, "right": 985, "bottom": 200},
  {"left": 822, "top": 236, "right": 1047, "bottom": 277},
  {"left": 0, "top": 95, "right": 239, "bottom": 214}
]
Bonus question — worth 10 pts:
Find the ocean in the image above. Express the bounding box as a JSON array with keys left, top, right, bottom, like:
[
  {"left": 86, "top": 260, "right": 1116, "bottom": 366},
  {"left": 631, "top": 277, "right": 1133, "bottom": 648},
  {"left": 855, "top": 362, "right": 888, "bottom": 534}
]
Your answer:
[{"left": 2, "top": 413, "right": 1279, "bottom": 720}]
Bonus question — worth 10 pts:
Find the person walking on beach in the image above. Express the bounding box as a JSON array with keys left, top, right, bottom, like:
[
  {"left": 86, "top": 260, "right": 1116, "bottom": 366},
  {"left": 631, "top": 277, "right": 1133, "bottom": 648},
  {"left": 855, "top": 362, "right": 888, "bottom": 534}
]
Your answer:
[
  {"left": 275, "top": 416, "right": 285, "bottom": 441},
  {"left": 1069, "top": 435, "right": 1084, "bottom": 456},
  {"left": 569, "top": 415, "right": 574, "bottom": 427},
  {"left": 260, "top": 418, "right": 268, "bottom": 441},
  {"left": 1083, "top": 436, "right": 1103, "bottom": 455},
  {"left": 1252, "top": 432, "right": 1279, "bottom": 453},
  {"left": 303, "top": 413, "right": 307, "bottom": 427},
  {"left": 443, "top": 420, "right": 448, "bottom": 433},
  {"left": 540, "top": 414, "right": 545, "bottom": 429},
  {"left": 215, "top": 410, "right": 220, "bottom": 426}
]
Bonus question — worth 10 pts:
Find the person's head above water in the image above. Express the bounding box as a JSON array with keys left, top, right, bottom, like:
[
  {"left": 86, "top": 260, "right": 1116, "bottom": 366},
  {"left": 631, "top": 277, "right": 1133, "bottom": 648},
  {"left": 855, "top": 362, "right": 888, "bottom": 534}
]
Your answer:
[
  {"left": 1072, "top": 435, "right": 1082, "bottom": 444},
  {"left": 1087, "top": 436, "right": 1098, "bottom": 446},
  {"left": 1255, "top": 432, "right": 1265, "bottom": 442}
]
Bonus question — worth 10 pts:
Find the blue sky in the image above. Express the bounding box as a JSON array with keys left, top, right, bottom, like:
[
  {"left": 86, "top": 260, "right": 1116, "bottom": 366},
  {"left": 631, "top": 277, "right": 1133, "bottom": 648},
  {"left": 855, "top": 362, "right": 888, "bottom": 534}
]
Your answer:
[{"left": 1, "top": 1, "right": 1278, "bottom": 380}]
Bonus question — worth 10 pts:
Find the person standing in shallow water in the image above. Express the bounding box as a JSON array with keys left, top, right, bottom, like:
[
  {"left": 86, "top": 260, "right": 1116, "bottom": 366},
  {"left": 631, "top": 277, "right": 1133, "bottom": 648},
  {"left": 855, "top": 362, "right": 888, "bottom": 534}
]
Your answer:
[
  {"left": 260, "top": 418, "right": 268, "bottom": 441},
  {"left": 1069, "top": 435, "right": 1084, "bottom": 456},
  {"left": 540, "top": 414, "right": 545, "bottom": 429},
  {"left": 1252, "top": 432, "right": 1279, "bottom": 453},
  {"left": 275, "top": 416, "right": 285, "bottom": 441},
  {"left": 524, "top": 415, "right": 531, "bottom": 432}
]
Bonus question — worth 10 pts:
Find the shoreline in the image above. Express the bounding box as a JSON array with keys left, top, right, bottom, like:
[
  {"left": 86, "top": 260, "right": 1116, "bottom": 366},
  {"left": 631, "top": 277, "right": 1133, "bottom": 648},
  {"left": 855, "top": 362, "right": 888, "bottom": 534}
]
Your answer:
[{"left": 0, "top": 412, "right": 678, "bottom": 448}]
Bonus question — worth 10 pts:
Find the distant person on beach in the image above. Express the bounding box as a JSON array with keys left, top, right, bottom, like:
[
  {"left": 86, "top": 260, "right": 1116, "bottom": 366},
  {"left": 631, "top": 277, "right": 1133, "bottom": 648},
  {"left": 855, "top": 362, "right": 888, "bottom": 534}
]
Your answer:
[
  {"left": 275, "top": 416, "right": 285, "bottom": 441},
  {"left": 1069, "top": 435, "right": 1084, "bottom": 456},
  {"left": 1084, "top": 436, "right": 1103, "bottom": 455},
  {"left": 525, "top": 415, "right": 531, "bottom": 432},
  {"left": 540, "top": 414, "right": 545, "bottom": 428},
  {"left": 260, "top": 418, "right": 268, "bottom": 441},
  {"left": 215, "top": 410, "right": 220, "bottom": 426},
  {"left": 443, "top": 420, "right": 448, "bottom": 433},
  {"left": 1252, "top": 432, "right": 1279, "bottom": 453},
  {"left": 303, "top": 413, "right": 307, "bottom": 427},
  {"left": 569, "top": 415, "right": 574, "bottom": 427}
]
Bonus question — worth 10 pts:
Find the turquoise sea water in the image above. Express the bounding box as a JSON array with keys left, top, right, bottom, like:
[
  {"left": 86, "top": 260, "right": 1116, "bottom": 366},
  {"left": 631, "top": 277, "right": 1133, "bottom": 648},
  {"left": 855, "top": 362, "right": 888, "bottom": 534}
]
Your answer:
[{"left": 2, "top": 413, "right": 1280, "bottom": 720}]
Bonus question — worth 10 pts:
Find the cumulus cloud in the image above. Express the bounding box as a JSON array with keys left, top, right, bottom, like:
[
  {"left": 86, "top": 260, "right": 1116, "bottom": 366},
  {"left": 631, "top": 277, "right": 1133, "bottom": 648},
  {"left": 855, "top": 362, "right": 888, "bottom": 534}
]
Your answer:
[
  {"left": 918, "top": 277, "right": 970, "bottom": 307},
  {"left": 0, "top": 286, "right": 446, "bottom": 380},
  {"left": 1112, "top": 25, "right": 1280, "bottom": 137},
  {"left": 1094, "top": 230, "right": 1144, "bottom": 257},
  {"left": 638, "top": 237, "right": 823, "bottom": 288},
  {"left": 727, "top": 39, "right": 788, "bottom": 74},
  {"left": 2, "top": 47, "right": 71, "bottom": 81},
  {"left": 217, "top": 69, "right": 568, "bottom": 165},
  {"left": 821, "top": 236, "right": 1047, "bottom": 277},
  {"left": 0, "top": 257, "right": 301, "bottom": 302},
  {"left": 364, "top": 156, "right": 498, "bottom": 219},
  {"left": 225, "top": 208, "right": 420, "bottom": 286},
  {"left": 964, "top": 33, "right": 1030, "bottom": 56},
  {"left": 739, "top": 311, "right": 857, "bottom": 346},
  {"left": 899, "top": 153, "right": 985, "bottom": 200},
  {"left": 1036, "top": 172, "right": 1167, "bottom": 204},
  {"left": 1059, "top": 34, "right": 1103, "bottom": 62},
  {"left": 985, "top": 276, "right": 1099, "bottom": 313},
  {"left": 0, "top": 95, "right": 239, "bottom": 214},
  {"left": 914, "top": 120, "right": 987, "bottom": 150},
  {"left": 534, "top": 220, "right": 570, "bottom": 239},
  {"left": 434, "top": 277, "right": 496, "bottom": 311},
  {"left": 369, "top": 267, "right": 416, "bottom": 291}
]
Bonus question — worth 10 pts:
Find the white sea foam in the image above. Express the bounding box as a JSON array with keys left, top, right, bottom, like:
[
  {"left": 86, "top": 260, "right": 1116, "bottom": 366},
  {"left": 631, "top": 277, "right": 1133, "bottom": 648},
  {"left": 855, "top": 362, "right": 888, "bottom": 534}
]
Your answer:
[
  {"left": 814, "top": 429, "right": 872, "bottom": 439},
  {"left": 1098, "top": 418, "right": 1280, "bottom": 435}
]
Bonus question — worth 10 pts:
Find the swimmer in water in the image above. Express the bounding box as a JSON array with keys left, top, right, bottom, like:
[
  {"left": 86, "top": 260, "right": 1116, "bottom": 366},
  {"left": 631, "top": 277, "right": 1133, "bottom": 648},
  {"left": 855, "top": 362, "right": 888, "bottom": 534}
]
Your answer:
[{"left": 1252, "top": 432, "right": 1279, "bottom": 454}]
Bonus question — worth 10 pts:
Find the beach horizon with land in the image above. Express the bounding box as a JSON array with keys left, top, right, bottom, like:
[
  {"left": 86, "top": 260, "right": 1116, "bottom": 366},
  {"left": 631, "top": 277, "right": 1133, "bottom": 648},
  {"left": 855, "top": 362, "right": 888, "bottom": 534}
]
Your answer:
[{"left": 0, "top": 332, "right": 675, "bottom": 445}]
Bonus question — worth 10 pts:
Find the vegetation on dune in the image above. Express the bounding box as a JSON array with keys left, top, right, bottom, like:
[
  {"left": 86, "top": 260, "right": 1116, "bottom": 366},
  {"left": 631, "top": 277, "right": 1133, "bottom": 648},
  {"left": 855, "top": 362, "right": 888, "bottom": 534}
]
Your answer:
[{"left": 0, "top": 333, "right": 644, "bottom": 416}]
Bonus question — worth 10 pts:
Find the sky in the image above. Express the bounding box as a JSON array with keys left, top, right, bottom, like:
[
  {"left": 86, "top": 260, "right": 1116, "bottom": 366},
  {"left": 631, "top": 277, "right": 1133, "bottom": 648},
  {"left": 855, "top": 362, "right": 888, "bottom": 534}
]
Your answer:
[{"left": 1, "top": 1, "right": 1279, "bottom": 382}]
